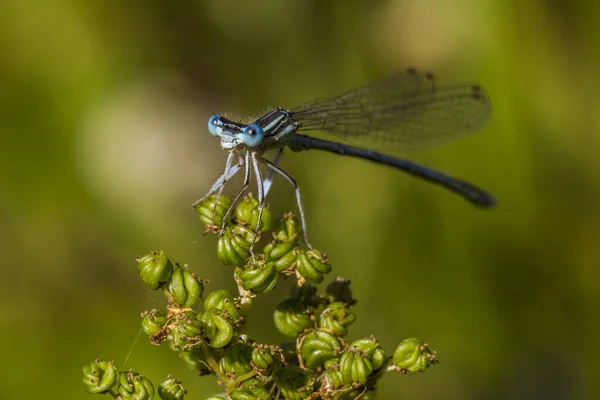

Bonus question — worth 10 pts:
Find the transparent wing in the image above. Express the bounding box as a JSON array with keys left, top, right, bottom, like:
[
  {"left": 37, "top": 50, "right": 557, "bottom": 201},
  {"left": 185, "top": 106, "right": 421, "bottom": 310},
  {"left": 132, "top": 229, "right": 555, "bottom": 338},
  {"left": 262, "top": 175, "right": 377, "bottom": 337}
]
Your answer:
[{"left": 289, "top": 69, "right": 491, "bottom": 151}]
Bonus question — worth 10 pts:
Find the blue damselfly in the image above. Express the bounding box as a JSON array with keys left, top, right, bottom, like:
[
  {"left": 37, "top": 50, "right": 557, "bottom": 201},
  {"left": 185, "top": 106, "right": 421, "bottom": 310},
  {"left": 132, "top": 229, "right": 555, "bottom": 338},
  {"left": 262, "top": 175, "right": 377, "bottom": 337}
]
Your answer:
[{"left": 195, "top": 68, "right": 494, "bottom": 250}]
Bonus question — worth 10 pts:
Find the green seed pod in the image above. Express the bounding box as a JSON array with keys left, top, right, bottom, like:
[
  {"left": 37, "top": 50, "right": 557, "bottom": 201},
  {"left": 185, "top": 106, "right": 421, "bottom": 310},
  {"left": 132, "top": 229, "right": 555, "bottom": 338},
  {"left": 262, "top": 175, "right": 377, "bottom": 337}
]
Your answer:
[
  {"left": 276, "top": 367, "right": 314, "bottom": 400},
  {"left": 204, "top": 290, "right": 239, "bottom": 320},
  {"left": 117, "top": 370, "right": 155, "bottom": 400},
  {"left": 339, "top": 350, "right": 373, "bottom": 385},
  {"left": 371, "top": 347, "right": 387, "bottom": 371},
  {"left": 217, "top": 225, "right": 254, "bottom": 266},
  {"left": 229, "top": 378, "right": 271, "bottom": 400},
  {"left": 234, "top": 194, "right": 272, "bottom": 232},
  {"left": 349, "top": 337, "right": 387, "bottom": 371},
  {"left": 172, "top": 311, "right": 202, "bottom": 350},
  {"left": 165, "top": 265, "right": 203, "bottom": 308},
  {"left": 158, "top": 376, "right": 186, "bottom": 400},
  {"left": 326, "top": 277, "right": 355, "bottom": 305},
  {"left": 170, "top": 328, "right": 187, "bottom": 350},
  {"left": 250, "top": 344, "right": 283, "bottom": 372},
  {"left": 263, "top": 240, "right": 299, "bottom": 272},
  {"left": 295, "top": 249, "right": 331, "bottom": 284},
  {"left": 323, "top": 358, "right": 340, "bottom": 370},
  {"left": 82, "top": 359, "right": 119, "bottom": 394},
  {"left": 178, "top": 348, "right": 212, "bottom": 375},
  {"left": 250, "top": 346, "right": 273, "bottom": 370},
  {"left": 273, "top": 298, "right": 312, "bottom": 337},
  {"left": 220, "top": 342, "right": 253, "bottom": 376},
  {"left": 209, "top": 314, "right": 234, "bottom": 349},
  {"left": 300, "top": 329, "right": 341, "bottom": 370},
  {"left": 322, "top": 367, "right": 344, "bottom": 391},
  {"left": 318, "top": 302, "right": 356, "bottom": 337},
  {"left": 236, "top": 261, "right": 279, "bottom": 294},
  {"left": 136, "top": 250, "right": 173, "bottom": 290},
  {"left": 177, "top": 311, "right": 202, "bottom": 338},
  {"left": 194, "top": 194, "right": 232, "bottom": 227},
  {"left": 273, "top": 212, "right": 302, "bottom": 243},
  {"left": 393, "top": 337, "right": 437, "bottom": 372},
  {"left": 141, "top": 309, "right": 167, "bottom": 337},
  {"left": 200, "top": 309, "right": 234, "bottom": 349}
]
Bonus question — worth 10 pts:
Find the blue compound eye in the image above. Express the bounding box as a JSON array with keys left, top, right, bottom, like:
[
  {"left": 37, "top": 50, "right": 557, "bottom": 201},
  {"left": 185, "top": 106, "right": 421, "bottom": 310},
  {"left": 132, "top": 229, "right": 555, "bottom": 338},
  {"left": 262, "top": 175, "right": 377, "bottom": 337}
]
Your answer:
[
  {"left": 208, "top": 114, "right": 222, "bottom": 136},
  {"left": 241, "top": 123, "right": 264, "bottom": 147}
]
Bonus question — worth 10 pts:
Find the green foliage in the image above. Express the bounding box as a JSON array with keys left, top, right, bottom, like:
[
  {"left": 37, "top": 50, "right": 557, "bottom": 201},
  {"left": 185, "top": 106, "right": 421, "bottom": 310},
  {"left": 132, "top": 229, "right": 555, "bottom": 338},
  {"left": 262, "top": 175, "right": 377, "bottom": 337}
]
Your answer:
[{"left": 83, "top": 195, "right": 437, "bottom": 399}]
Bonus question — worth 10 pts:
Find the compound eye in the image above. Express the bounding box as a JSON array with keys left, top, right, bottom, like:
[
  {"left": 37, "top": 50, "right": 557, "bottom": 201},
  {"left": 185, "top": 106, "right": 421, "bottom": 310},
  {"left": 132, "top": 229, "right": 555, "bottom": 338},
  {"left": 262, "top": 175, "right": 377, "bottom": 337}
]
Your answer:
[
  {"left": 241, "top": 123, "right": 264, "bottom": 147},
  {"left": 208, "top": 114, "right": 222, "bottom": 136}
]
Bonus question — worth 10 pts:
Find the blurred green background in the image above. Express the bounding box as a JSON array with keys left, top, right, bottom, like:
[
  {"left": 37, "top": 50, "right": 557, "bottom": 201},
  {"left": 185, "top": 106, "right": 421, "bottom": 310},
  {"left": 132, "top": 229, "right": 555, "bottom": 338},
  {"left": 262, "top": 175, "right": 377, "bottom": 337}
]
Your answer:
[{"left": 1, "top": 0, "right": 599, "bottom": 399}]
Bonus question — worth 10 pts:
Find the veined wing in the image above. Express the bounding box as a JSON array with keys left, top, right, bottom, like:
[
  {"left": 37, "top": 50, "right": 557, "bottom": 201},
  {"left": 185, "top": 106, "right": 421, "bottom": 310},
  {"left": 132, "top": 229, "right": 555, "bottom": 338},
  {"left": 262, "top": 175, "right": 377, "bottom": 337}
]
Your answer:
[{"left": 289, "top": 69, "right": 491, "bottom": 151}]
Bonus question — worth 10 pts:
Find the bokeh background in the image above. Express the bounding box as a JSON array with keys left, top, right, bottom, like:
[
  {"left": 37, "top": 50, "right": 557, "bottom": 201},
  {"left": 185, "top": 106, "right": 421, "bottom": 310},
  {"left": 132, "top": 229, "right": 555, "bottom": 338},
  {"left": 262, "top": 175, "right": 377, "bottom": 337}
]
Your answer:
[{"left": 2, "top": 0, "right": 599, "bottom": 399}]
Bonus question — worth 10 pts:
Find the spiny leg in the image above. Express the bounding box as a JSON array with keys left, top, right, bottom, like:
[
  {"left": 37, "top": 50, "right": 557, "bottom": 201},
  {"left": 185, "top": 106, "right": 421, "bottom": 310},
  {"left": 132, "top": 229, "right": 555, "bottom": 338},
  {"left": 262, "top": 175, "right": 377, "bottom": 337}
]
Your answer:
[
  {"left": 219, "top": 151, "right": 252, "bottom": 235},
  {"left": 263, "top": 158, "right": 312, "bottom": 249},
  {"left": 212, "top": 153, "right": 244, "bottom": 222},
  {"left": 192, "top": 151, "right": 238, "bottom": 207},
  {"left": 249, "top": 152, "right": 266, "bottom": 251},
  {"left": 263, "top": 147, "right": 284, "bottom": 196}
]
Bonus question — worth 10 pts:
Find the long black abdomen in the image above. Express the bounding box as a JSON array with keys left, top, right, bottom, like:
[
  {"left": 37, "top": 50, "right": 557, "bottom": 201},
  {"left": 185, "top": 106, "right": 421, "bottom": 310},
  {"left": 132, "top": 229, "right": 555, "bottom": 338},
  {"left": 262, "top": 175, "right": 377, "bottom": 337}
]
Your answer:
[{"left": 288, "top": 134, "right": 495, "bottom": 207}]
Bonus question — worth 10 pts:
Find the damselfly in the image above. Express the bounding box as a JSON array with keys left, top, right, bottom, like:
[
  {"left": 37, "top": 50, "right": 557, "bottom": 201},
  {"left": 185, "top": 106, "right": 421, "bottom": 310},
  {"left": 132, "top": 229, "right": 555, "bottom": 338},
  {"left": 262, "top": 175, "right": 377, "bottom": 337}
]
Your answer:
[{"left": 195, "top": 68, "right": 494, "bottom": 250}]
